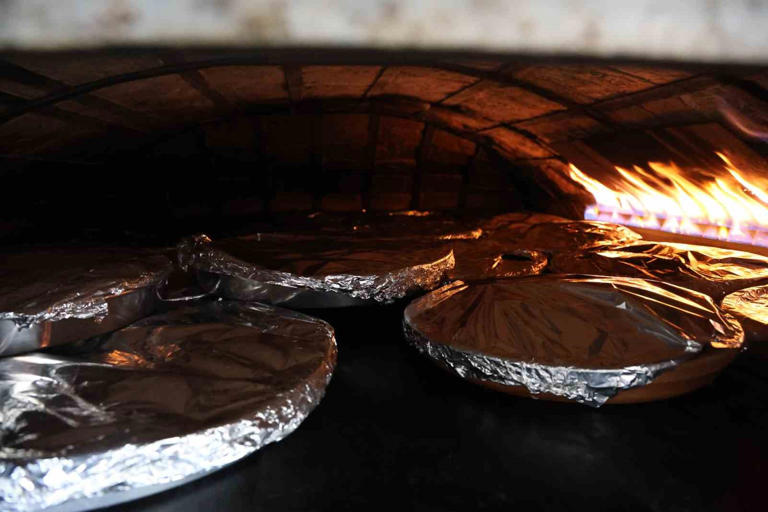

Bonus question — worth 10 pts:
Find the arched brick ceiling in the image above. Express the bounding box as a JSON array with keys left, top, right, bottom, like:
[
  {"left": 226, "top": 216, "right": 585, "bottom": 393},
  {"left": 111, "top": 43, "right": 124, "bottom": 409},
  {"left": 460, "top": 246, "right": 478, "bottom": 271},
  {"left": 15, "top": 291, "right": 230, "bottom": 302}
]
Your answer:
[{"left": 0, "top": 50, "right": 765, "bottom": 217}]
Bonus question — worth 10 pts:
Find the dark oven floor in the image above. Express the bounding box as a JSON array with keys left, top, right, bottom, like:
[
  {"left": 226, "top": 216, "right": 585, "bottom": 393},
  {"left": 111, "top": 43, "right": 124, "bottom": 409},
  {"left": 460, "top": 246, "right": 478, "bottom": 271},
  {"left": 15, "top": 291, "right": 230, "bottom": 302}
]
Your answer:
[{"left": 109, "top": 302, "right": 768, "bottom": 512}]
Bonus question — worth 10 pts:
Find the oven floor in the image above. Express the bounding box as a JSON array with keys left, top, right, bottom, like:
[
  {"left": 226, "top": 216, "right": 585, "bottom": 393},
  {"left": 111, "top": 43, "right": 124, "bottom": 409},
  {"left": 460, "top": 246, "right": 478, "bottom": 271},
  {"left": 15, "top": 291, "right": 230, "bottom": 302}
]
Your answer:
[{"left": 111, "top": 303, "right": 767, "bottom": 512}]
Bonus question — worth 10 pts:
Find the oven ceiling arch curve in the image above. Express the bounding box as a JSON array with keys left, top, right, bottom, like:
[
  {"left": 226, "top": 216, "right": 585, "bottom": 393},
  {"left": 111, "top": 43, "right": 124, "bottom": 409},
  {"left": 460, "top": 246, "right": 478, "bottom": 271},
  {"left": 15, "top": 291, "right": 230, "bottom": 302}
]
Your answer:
[{"left": 0, "top": 51, "right": 765, "bottom": 218}]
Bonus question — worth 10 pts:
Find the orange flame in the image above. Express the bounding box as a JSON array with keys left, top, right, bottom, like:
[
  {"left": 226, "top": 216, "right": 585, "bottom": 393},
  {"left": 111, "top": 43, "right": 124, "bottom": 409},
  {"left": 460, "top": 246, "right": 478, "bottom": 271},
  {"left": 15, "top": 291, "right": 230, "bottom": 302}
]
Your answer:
[{"left": 569, "top": 153, "right": 768, "bottom": 247}]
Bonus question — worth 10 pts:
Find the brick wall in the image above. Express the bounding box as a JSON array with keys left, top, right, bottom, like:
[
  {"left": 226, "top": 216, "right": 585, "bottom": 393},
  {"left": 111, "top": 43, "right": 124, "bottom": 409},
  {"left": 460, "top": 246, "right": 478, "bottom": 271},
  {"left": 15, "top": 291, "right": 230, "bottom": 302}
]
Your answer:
[{"left": 0, "top": 52, "right": 765, "bottom": 236}]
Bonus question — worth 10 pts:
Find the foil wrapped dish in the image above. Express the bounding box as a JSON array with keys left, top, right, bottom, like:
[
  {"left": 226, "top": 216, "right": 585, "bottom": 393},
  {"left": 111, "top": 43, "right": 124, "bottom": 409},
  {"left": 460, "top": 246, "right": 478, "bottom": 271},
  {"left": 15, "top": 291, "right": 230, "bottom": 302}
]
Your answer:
[
  {"left": 0, "top": 300, "right": 337, "bottom": 512},
  {"left": 178, "top": 233, "right": 456, "bottom": 307},
  {"left": 0, "top": 249, "right": 172, "bottom": 357},
  {"left": 510, "top": 220, "right": 643, "bottom": 251},
  {"left": 404, "top": 275, "right": 743, "bottom": 407},
  {"left": 480, "top": 214, "right": 642, "bottom": 251}
]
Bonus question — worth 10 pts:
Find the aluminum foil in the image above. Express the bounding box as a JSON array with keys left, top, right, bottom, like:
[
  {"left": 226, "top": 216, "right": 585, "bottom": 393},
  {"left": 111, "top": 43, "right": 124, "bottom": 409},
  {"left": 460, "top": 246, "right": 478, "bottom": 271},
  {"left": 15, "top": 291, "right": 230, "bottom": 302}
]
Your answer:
[
  {"left": 479, "top": 212, "right": 568, "bottom": 237},
  {"left": 449, "top": 239, "right": 548, "bottom": 282},
  {"left": 722, "top": 284, "right": 768, "bottom": 346},
  {"left": 549, "top": 241, "right": 768, "bottom": 300},
  {"left": 0, "top": 250, "right": 172, "bottom": 357},
  {"left": 404, "top": 275, "right": 743, "bottom": 406},
  {"left": 178, "top": 234, "right": 455, "bottom": 305},
  {"left": 0, "top": 250, "right": 171, "bottom": 327},
  {"left": 502, "top": 219, "right": 643, "bottom": 251},
  {"left": 0, "top": 300, "right": 337, "bottom": 512}
]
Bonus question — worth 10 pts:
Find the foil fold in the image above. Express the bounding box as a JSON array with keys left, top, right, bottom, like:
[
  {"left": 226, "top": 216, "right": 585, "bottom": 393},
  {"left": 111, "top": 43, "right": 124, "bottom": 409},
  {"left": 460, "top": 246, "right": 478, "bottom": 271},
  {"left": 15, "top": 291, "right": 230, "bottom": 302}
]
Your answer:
[
  {"left": 0, "top": 301, "right": 337, "bottom": 512},
  {"left": 721, "top": 284, "right": 768, "bottom": 346},
  {"left": 550, "top": 241, "right": 768, "bottom": 300},
  {"left": 178, "top": 234, "right": 455, "bottom": 305}
]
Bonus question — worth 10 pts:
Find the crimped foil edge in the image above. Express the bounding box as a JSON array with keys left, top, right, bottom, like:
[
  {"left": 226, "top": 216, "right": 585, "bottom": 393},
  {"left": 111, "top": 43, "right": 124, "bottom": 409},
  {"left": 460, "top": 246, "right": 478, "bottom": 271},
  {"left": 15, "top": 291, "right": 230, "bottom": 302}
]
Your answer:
[
  {"left": 0, "top": 354, "right": 335, "bottom": 512},
  {"left": 0, "top": 258, "right": 171, "bottom": 328},
  {"left": 403, "top": 320, "right": 682, "bottom": 407},
  {"left": 178, "top": 234, "right": 454, "bottom": 303}
]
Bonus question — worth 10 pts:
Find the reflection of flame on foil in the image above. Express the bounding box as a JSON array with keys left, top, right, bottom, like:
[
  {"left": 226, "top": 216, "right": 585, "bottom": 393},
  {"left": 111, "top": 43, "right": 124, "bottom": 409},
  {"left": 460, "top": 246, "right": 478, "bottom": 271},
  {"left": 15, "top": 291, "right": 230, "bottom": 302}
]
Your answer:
[{"left": 569, "top": 153, "right": 768, "bottom": 247}]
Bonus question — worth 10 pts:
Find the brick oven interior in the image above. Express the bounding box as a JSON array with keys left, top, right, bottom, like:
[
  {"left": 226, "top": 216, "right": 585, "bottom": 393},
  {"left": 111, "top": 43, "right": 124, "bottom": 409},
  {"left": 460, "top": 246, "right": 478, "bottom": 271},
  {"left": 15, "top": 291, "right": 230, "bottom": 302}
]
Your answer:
[
  {"left": 1, "top": 51, "right": 765, "bottom": 247},
  {"left": 2, "top": 47, "right": 768, "bottom": 512}
]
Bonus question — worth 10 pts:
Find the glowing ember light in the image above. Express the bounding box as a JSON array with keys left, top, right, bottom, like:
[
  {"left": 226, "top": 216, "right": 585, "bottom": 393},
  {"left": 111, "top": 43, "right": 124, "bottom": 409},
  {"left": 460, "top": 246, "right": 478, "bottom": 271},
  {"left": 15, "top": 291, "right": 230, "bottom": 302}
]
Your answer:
[{"left": 568, "top": 153, "right": 768, "bottom": 247}]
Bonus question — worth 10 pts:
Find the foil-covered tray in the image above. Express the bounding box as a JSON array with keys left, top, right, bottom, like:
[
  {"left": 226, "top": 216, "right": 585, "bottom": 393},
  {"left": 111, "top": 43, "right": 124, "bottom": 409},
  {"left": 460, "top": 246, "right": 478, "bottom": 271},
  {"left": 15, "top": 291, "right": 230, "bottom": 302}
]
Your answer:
[
  {"left": 0, "top": 300, "right": 337, "bottom": 512},
  {"left": 0, "top": 250, "right": 172, "bottom": 357},
  {"left": 478, "top": 212, "right": 569, "bottom": 238},
  {"left": 178, "top": 234, "right": 455, "bottom": 307},
  {"left": 404, "top": 275, "right": 743, "bottom": 407},
  {"left": 550, "top": 241, "right": 768, "bottom": 300},
  {"left": 501, "top": 219, "right": 643, "bottom": 251},
  {"left": 722, "top": 284, "right": 768, "bottom": 348}
]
